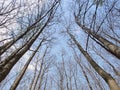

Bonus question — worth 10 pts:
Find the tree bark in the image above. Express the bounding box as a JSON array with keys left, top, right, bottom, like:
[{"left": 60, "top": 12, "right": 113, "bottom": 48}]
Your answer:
[
  {"left": 0, "top": 0, "right": 58, "bottom": 55},
  {"left": 32, "top": 47, "right": 48, "bottom": 90},
  {"left": 93, "top": 47, "right": 120, "bottom": 76},
  {"left": 76, "top": 60, "right": 93, "bottom": 90},
  {"left": 0, "top": 20, "right": 48, "bottom": 82},
  {"left": 68, "top": 32, "right": 120, "bottom": 90},
  {"left": 10, "top": 39, "right": 44, "bottom": 90},
  {"left": 0, "top": 30, "right": 37, "bottom": 67},
  {"left": 75, "top": 20, "right": 120, "bottom": 60},
  {"left": 29, "top": 59, "right": 38, "bottom": 90}
]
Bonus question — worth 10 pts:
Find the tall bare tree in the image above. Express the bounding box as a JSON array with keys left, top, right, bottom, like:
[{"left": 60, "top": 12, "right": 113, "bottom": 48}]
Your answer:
[
  {"left": 74, "top": 0, "right": 120, "bottom": 59},
  {"left": 67, "top": 31, "right": 120, "bottom": 90},
  {"left": 10, "top": 38, "right": 44, "bottom": 90},
  {"left": 0, "top": 0, "right": 60, "bottom": 82}
]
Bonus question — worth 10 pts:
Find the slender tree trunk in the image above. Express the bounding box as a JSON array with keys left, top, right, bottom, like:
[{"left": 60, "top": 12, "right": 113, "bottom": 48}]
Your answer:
[
  {"left": 75, "top": 20, "right": 120, "bottom": 59},
  {"left": 68, "top": 32, "right": 120, "bottom": 90},
  {"left": 0, "top": 27, "right": 34, "bottom": 55},
  {"left": 73, "top": 71, "right": 78, "bottom": 90},
  {"left": 78, "top": 62, "right": 92, "bottom": 90},
  {"left": 37, "top": 68, "right": 45, "bottom": 90},
  {"left": 93, "top": 47, "right": 120, "bottom": 76},
  {"left": 103, "top": 32, "right": 120, "bottom": 44},
  {"left": 72, "top": 47, "right": 93, "bottom": 90},
  {"left": 10, "top": 39, "right": 44, "bottom": 90},
  {"left": 29, "top": 60, "right": 38, "bottom": 90},
  {"left": 43, "top": 75, "right": 48, "bottom": 90},
  {"left": 63, "top": 60, "right": 69, "bottom": 90},
  {"left": 0, "top": 20, "right": 48, "bottom": 82},
  {"left": 0, "top": 30, "right": 38, "bottom": 67},
  {"left": 73, "top": 52, "right": 93, "bottom": 90},
  {"left": 61, "top": 55, "right": 69, "bottom": 90},
  {"left": 0, "top": 15, "right": 43, "bottom": 55},
  {"left": 84, "top": 65, "right": 105, "bottom": 90},
  {"left": 32, "top": 63, "right": 43, "bottom": 90},
  {"left": 32, "top": 47, "right": 48, "bottom": 90},
  {"left": 0, "top": 0, "right": 58, "bottom": 55}
]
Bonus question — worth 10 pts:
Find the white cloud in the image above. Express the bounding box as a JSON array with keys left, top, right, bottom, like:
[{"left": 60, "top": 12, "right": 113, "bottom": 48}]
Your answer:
[{"left": 28, "top": 64, "right": 35, "bottom": 71}]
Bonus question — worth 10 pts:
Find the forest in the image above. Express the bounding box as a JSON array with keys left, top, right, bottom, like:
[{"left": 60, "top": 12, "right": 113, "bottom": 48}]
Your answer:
[{"left": 0, "top": 0, "right": 120, "bottom": 90}]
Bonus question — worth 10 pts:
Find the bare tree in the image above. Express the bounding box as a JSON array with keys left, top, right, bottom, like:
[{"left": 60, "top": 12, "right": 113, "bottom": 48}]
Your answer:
[
  {"left": 74, "top": 0, "right": 120, "bottom": 59},
  {"left": 32, "top": 47, "right": 48, "bottom": 90},
  {"left": 0, "top": 0, "right": 60, "bottom": 82},
  {"left": 72, "top": 49, "right": 93, "bottom": 90},
  {"left": 92, "top": 45, "right": 120, "bottom": 76},
  {"left": 10, "top": 38, "right": 44, "bottom": 90},
  {"left": 67, "top": 31, "right": 120, "bottom": 90},
  {"left": 29, "top": 57, "right": 39, "bottom": 90},
  {"left": 0, "top": 0, "right": 120, "bottom": 90}
]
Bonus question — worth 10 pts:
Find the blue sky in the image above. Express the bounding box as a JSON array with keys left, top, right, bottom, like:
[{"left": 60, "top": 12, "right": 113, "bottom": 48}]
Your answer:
[{"left": 0, "top": 0, "right": 120, "bottom": 90}]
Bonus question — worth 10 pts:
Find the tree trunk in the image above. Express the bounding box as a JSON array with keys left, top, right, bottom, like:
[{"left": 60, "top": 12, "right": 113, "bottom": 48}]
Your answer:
[
  {"left": 0, "top": 1, "right": 57, "bottom": 55},
  {"left": 78, "top": 61, "right": 93, "bottom": 90},
  {"left": 68, "top": 32, "right": 120, "bottom": 90},
  {"left": 0, "top": 30, "right": 37, "bottom": 67},
  {"left": 10, "top": 39, "right": 43, "bottom": 90},
  {"left": 75, "top": 20, "right": 120, "bottom": 59},
  {"left": 32, "top": 47, "right": 48, "bottom": 90},
  {"left": 0, "top": 21, "right": 48, "bottom": 82},
  {"left": 43, "top": 75, "right": 48, "bottom": 90},
  {"left": 103, "top": 32, "right": 120, "bottom": 44},
  {"left": 85, "top": 64, "right": 106, "bottom": 90},
  {"left": 93, "top": 47, "right": 120, "bottom": 76},
  {"left": 0, "top": 17, "right": 42, "bottom": 55},
  {"left": 37, "top": 68, "right": 45, "bottom": 90},
  {"left": 29, "top": 60, "right": 38, "bottom": 90}
]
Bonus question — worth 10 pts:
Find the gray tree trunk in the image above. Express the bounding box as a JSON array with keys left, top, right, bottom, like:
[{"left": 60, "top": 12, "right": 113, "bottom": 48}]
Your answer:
[
  {"left": 10, "top": 39, "right": 44, "bottom": 90},
  {"left": 68, "top": 32, "right": 120, "bottom": 90},
  {"left": 76, "top": 21, "right": 120, "bottom": 59}
]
